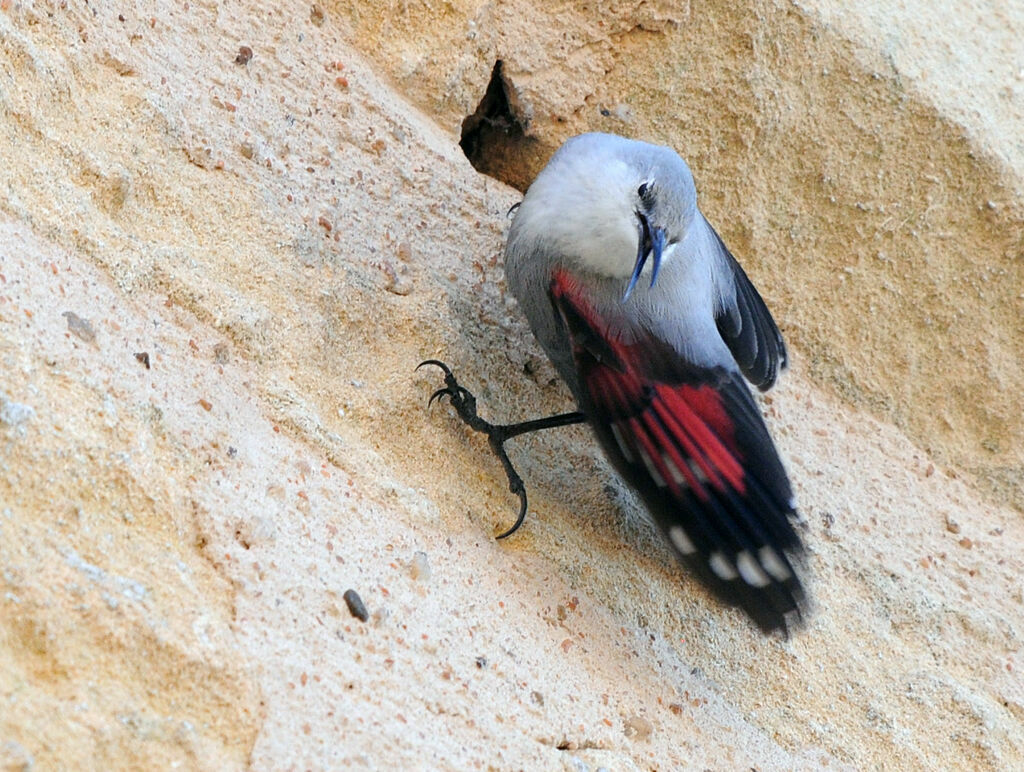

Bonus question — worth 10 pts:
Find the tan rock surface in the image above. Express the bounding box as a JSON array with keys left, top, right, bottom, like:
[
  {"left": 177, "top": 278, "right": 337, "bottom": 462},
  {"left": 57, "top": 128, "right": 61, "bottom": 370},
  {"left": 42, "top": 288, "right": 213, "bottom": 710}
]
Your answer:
[{"left": 0, "top": 1, "right": 1021, "bottom": 769}]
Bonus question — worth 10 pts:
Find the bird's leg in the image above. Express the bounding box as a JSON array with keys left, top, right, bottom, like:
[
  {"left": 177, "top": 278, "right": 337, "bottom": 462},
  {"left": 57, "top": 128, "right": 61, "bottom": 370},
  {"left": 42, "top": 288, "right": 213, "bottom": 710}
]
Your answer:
[{"left": 417, "top": 360, "right": 586, "bottom": 538}]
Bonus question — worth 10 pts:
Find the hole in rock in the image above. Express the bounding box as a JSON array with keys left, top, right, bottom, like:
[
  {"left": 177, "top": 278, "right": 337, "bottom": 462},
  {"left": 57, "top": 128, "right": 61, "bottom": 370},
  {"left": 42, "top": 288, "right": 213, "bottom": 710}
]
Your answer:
[{"left": 459, "top": 60, "right": 544, "bottom": 193}]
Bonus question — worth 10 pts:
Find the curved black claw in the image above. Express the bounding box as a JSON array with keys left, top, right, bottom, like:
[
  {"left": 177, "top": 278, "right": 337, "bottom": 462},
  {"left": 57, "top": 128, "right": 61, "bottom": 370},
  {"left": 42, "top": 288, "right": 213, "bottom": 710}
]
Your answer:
[
  {"left": 417, "top": 359, "right": 453, "bottom": 377},
  {"left": 419, "top": 360, "right": 471, "bottom": 411},
  {"left": 418, "top": 358, "right": 531, "bottom": 539},
  {"left": 494, "top": 476, "right": 528, "bottom": 540},
  {"left": 428, "top": 387, "right": 450, "bottom": 408}
]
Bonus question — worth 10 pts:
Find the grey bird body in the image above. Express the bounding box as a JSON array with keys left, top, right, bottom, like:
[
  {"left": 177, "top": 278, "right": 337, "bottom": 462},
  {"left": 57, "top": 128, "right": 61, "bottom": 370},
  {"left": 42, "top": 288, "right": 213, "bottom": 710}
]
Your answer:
[
  {"left": 507, "top": 134, "right": 782, "bottom": 392},
  {"left": 503, "top": 133, "right": 806, "bottom": 632}
]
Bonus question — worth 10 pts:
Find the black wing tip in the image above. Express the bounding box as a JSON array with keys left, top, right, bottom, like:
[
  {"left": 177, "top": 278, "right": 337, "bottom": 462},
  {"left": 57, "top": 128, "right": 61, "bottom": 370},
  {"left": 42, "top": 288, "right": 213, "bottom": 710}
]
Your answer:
[
  {"left": 743, "top": 569, "right": 810, "bottom": 636},
  {"left": 751, "top": 600, "right": 808, "bottom": 638},
  {"left": 674, "top": 535, "right": 809, "bottom": 636}
]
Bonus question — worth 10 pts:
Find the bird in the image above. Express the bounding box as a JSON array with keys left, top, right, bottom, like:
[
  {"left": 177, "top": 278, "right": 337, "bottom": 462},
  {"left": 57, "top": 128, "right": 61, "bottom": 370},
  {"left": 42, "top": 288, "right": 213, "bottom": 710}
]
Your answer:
[{"left": 421, "top": 132, "right": 807, "bottom": 634}]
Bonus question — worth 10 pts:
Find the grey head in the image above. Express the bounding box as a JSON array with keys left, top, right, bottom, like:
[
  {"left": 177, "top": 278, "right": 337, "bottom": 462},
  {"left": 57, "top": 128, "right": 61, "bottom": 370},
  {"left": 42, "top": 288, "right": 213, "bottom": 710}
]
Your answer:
[{"left": 508, "top": 133, "right": 700, "bottom": 299}]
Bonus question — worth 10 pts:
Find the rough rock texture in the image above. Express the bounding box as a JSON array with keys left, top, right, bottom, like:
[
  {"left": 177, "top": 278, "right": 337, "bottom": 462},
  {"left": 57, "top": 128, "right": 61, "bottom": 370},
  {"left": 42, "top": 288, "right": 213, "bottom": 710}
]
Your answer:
[{"left": 0, "top": 1, "right": 1021, "bottom": 769}]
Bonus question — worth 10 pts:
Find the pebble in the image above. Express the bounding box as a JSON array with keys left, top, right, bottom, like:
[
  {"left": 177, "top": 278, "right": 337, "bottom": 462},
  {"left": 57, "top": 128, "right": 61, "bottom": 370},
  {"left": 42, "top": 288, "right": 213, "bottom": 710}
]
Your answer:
[
  {"left": 409, "top": 551, "right": 431, "bottom": 582},
  {"left": 62, "top": 311, "right": 96, "bottom": 343},
  {"left": 343, "top": 589, "right": 369, "bottom": 622}
]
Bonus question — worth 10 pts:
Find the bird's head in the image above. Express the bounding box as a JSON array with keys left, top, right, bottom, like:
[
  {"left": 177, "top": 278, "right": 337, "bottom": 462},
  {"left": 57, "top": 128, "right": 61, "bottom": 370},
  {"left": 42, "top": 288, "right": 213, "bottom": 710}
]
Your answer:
[{"left": 511, "top": 133, "right": 698, "bottom": 301}]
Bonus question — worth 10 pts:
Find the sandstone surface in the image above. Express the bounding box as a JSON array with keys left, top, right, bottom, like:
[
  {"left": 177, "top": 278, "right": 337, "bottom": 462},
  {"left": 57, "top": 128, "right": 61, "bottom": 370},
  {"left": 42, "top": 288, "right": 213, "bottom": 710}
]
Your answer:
[{"left": 1, "top": 1, "right": 1021, "bottom": 769}]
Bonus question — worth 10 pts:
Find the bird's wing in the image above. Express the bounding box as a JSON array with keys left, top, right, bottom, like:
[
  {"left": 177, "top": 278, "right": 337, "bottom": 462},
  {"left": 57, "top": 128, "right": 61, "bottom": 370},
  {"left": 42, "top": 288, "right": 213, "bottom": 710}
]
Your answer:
[
  {"left": 702, "top": 216, "right": 788, "bottom": 392},
  {"left": 550, "top": 269, "right": 806, "bottom": 633}
]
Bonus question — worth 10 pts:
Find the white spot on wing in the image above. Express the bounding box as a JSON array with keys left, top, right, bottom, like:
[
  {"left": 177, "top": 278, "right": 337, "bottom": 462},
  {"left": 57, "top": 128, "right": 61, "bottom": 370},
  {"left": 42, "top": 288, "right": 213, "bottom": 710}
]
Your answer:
[
  {"left": 669, "top": 526, "right": 696, "bottom": 555},
  {"left": 736, "top": 550, "right": 771, "bottom": 588},
  {"left": 662, "top": 455, "right": 688, "bottom": 487},
  {"left": 610, "top": 423, "right": 634, "bottom": 462},
  {"left": 637, "top": 446, "right": 666, "bottom": 488},
  {"left": 708, "top": 551, "right": 738, "bottom": 581},
  {"left": 687, "top": 459, "right": 709, "bottom": 484},
  {"left": 759, "top": 546, "right": 792, "bottom": 581}
]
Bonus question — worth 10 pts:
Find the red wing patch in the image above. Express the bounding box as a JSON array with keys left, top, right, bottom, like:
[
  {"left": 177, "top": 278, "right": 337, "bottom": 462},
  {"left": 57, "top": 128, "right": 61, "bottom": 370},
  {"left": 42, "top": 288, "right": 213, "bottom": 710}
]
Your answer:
[
  {"left": 549, "top": 268, "right": 805, "bottom": 633},
  {"left": 551, "top": 269, "right": 746, "bottom": 503},
  {"left": 586, "top": 366, "right": 745, "bottom": 499}
]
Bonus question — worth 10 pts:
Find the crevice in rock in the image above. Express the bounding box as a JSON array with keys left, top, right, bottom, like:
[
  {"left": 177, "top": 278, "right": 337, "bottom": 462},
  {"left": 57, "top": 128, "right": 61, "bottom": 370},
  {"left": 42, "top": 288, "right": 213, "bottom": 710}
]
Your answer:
[{"left": 459, "top": 60, "right": 543, "bottom": 193}]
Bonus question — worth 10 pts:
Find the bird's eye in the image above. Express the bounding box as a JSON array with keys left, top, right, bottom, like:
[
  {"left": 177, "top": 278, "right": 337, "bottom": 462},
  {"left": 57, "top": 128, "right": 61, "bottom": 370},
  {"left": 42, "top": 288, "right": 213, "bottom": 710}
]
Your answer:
[{"left": 637, "top": 182, "right": 653, "bottom": 201}]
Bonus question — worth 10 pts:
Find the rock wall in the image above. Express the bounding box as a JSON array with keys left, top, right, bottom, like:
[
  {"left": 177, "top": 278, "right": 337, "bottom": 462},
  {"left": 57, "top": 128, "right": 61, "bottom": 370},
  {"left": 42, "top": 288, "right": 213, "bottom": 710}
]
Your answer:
[{"left": 0, "top": 1, "right": 1021, "bottom": 769}]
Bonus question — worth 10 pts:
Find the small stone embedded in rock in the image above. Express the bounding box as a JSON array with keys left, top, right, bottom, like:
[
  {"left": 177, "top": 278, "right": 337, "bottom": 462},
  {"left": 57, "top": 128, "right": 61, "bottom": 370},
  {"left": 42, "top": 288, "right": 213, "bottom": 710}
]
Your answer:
[
  {"left": 382, "top": 260, "right": 413, "bottom": 295},
  {"left": 235, "top": 46, "right": 253, "bottom": 65},
  {"left": 623, "top": 714, "right": 653, "bottom": 740},
  {"left": 0, "top": 396, "right": 35, "bottom": 426},
  {"left": 409, "top": 551, "right": 430, "bottom": 582},
  {"left": 235, "top": 514, "right": 276, "bottom": 549},
  {"left": 62, "top": 311, "right": 96, "bottom": 343},
  {"left": 343, "top": 589, "right": 369, "bottom": 622},
  {"left": 134, "top": 351, "right": 150, "bottom": 369}
]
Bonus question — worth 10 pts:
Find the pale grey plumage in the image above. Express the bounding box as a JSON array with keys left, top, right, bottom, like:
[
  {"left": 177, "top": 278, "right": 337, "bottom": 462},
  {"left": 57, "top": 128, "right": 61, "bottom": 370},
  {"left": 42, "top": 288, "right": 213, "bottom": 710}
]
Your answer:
[{"left": 505, "top": 132, "right": 769, "bottom": 403}]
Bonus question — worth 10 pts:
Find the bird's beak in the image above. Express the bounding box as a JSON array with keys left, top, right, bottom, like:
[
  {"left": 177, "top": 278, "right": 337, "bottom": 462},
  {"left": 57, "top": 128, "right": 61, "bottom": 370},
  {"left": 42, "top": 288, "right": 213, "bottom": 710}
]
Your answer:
[{"left": 623, "top": 213, "right": 666, "bottom": 302}]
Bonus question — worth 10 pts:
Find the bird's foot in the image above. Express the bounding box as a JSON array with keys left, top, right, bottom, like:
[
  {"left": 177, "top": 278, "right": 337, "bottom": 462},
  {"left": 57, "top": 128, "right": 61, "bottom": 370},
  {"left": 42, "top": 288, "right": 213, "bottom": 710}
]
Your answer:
[{"left": 417, "top": 360, "right": 529, "bottom": 539}]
